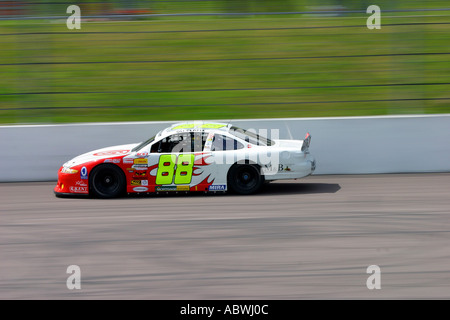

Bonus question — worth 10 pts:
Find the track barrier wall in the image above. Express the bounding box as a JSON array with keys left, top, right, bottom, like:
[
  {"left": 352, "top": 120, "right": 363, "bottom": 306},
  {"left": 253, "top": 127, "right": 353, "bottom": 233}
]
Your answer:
[{"left": 0, "top": 114, "right": 449, "bottom": 182}]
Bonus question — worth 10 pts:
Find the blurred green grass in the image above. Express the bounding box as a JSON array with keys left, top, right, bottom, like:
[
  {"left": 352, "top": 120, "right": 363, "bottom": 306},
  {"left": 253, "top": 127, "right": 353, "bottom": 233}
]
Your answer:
[{"left": 0, "top": 9, "right": 449, "bottom": 123}]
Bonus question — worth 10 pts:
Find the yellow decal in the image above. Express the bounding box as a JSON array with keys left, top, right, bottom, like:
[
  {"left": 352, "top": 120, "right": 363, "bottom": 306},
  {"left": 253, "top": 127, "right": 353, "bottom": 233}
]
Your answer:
[
  {"left": 172, "top": 123, "right": 226, "bottom": 130},
  {"left": 134, "top": 158, "right": 148, "bottom": 165},
  {"left": 155, "top": 154, "right": 195, "bottom": 185},
  {"left": 173, "top": 124, "right": 196, "bottom": 130},
  {"left": 174, "top": 154, "right": 194, "bottom": 185},
  {"left": 201, "top": 123, "right": 226, "bottom": 129},
  {"left": 155, "top": 154, "right": 176, "bottom": 185}
]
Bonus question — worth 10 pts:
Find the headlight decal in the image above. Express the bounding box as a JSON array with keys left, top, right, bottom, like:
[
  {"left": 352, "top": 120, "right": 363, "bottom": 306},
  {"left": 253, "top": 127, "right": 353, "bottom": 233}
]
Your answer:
[{"left": 61, "top": 167, "right": 79, "bottom": 174}]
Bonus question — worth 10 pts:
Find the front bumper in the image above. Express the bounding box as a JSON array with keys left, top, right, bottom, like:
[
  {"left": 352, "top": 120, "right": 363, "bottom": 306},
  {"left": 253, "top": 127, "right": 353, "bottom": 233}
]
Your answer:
[
  {"left": 54, "top": 166, "right": 89, "bottom": 196},
  {"left": 54, "top": 190, "right": 89, "bottom": 198}
]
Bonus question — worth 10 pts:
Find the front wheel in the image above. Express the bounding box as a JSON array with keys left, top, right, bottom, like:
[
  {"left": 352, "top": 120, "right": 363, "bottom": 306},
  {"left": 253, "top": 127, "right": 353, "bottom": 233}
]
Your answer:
[
  {"left": 90, "top": 164, "right": 126, "bottom": 198},
  {"left": 227, "top": 164, "right": 263, "bottom": 195}
]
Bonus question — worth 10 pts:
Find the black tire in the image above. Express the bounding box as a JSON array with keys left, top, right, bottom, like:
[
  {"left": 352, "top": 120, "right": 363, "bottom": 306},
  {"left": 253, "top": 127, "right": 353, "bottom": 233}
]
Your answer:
[
  {"left": 90, "top": 164, "right": 126, "bottom": 199},
  {"left": 227, "top": 164, "right": 263, "bottom": 195}
]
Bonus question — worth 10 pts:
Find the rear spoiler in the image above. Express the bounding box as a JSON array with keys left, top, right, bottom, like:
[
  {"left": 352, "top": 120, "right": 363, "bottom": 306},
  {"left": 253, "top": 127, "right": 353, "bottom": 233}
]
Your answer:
[{"left": 301, "top": 132, "right": 311, "bottom": 152}]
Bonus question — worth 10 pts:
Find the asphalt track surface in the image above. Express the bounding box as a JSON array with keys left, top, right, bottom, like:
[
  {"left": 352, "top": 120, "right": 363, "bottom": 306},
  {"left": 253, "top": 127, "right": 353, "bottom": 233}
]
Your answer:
[{"left": 1, "top": 173, "right": 449, "bottom": 299}]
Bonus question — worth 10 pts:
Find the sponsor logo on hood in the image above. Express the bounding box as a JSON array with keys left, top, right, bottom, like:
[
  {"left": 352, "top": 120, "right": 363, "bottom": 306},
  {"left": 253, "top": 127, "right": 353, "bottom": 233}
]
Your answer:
[{"left": 93, "top": 150, "right": 130, "bottom": 157}]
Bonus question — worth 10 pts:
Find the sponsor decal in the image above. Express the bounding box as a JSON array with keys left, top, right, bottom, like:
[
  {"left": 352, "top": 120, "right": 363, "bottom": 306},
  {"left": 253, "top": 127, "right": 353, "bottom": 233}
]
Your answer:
[
  {"left": 133, "top": 187, "right": 148, "bottom": 192},
  {"left": 175, "top": 128, "right": 208, "bottom": 134},
  {"left": 208, "top": 185, "right": 226, "bottom": 191},
  {"left": 123, "top": 158, "right": 134, "bottom": 164},
  {"left": 155, "top": 186, "right": 177, "bottom": 192},
  {"left": 131, "top": 180, "right": 148, "bottom": 186},
  {"left": 133, "top": 171, "right": 147, "bottom": 177},
  {"left": 203, "top": 132, "right": 215, "bottom": 152},
  {"left": 134, "top": 158, "right": 148, "bottom": 165},
  {"left": 278, "top": 164, "right": 291, "bottom": 172},
  {"left": 177, "top": 185, "right": 189, "bottom": 191},
  {"left": 173, "top": 124, "right": 196, "bottom": 130},
  {"left": 75, "top": 181, "right": 87, "bottom": 187},
  {"left": 131, "top": 180, "right": 141, "bottom": 186},
  {"left": 104, "top": 159, "right": 121, "bottom": 164},
  {"left": 132, "top": 165, "right": 148, "bottom": 170},
  {"left": 70, "top": 186, "right": 88, "bottom": 193},
  {"left": 201, "top": 123, "right": 226, "bottom": 129},
  {"left": 173, "top": 123, "right": 226, "bottom": 130},
  {"left": 136, "top": 152, "right": 148, "bottom": 157},
  {"left": 80, "top": 166, "right": 88, "bottom": 180},
  {"left": 206, "top": 132, "right": 215, "bottom": 141},
  {"left": 93, "top": 150, "right": 129, "bottom": 157}
]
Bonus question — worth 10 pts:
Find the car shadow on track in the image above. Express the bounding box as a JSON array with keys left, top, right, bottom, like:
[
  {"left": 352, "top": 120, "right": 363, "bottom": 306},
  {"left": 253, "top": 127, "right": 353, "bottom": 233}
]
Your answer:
[
  {"left": 260, "top": 182, "right": 341, "bottom": 196},
  {"left": 124, "top": 182, "right": 341, "bottom": 199},
  {"left": 55, "top": 182, "right": 341, "bottom": 200}
]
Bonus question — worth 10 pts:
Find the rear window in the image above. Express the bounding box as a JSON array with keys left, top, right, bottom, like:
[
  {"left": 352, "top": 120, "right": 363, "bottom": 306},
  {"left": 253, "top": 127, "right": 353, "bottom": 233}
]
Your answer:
[{"left": 229, "top": 126, "right": 274, "bottom": 146}]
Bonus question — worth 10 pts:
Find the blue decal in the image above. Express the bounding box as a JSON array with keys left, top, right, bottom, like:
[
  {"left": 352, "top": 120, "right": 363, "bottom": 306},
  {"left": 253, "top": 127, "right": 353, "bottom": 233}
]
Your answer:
[
  {"left": 208, "top": 185, "right": 226, "bottom": 191},
  {"left": 80, "top": 166, "right": 88, "bottom": 180}
]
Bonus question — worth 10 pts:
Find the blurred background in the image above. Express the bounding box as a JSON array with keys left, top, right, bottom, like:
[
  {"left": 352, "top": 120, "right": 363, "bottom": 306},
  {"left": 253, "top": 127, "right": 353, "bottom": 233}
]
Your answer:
[{"left": 0, "top": 0, "right": 449, "bottom": 124}]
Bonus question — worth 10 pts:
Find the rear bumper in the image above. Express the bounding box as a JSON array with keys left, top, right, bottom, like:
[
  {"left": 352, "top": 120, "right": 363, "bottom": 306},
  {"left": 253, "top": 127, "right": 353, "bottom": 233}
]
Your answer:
[{"left": 264, "top": 155, "right": 315, "bottom": 180}]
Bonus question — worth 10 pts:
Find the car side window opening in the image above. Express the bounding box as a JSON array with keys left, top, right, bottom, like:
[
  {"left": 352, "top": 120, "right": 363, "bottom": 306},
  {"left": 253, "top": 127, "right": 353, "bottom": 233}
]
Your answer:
[
  {"left": 150, "top": 132, "right": 208, "bottom": 153},
  {"left": 150, "top": 133, "right": 188, "bottom": 153},
  {"left": 211, "top": 134, "right": 244, "bottom": 151}
]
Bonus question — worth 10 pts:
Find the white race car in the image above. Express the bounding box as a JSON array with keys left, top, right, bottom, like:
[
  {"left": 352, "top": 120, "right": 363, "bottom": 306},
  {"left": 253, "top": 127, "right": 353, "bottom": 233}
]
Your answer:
[{"left": 54, "top": 121, "right": 315, "bottom": 198}]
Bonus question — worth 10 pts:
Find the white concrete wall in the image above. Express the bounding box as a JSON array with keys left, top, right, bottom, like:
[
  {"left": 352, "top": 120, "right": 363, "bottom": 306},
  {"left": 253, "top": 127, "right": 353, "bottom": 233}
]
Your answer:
[{"left": 0, "top": 114, "right": 449, "bottom": 182}]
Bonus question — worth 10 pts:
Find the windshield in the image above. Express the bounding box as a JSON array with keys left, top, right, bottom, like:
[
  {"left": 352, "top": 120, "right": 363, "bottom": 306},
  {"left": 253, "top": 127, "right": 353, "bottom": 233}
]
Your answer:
[
  {"left": 229, "top": 126, "right": 274, "bottom": 146},
  {"left": 131, "top": 135, "right": 156, "bottom": 152}
]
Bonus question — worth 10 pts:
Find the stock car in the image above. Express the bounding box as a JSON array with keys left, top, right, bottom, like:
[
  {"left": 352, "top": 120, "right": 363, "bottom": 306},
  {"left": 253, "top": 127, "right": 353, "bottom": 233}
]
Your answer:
[{"left": 54, "top": 121, "right": 315, "bottom": 198}]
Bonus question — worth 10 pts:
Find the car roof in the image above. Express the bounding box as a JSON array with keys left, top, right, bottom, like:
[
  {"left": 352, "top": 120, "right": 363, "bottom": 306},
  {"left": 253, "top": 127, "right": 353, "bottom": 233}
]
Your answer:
[{"left": 157, "top": 121, "right": 232, "bottom": 138}]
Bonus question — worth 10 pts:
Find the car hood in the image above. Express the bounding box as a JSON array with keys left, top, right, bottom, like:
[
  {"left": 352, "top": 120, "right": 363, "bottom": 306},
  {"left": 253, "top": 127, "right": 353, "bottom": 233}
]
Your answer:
[{"left": 63, "top": 143, "right": 139, "bottom": 168}]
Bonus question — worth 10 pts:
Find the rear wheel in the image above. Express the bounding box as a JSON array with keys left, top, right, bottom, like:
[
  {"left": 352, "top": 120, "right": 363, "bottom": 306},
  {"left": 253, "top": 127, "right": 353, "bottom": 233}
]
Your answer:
[
  {"left": 90, "top": 164, "right": 126, "bottom": 198},
  {"left": 227, "top": 164, "right": 263, "bottom": 195}
]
